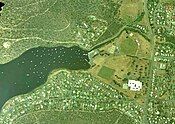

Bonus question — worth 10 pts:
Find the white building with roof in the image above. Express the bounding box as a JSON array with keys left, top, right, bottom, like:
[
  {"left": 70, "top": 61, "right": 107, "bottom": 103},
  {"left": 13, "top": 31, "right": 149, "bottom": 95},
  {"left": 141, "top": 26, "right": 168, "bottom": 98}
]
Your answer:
[{"left": 128, "top": 80, "right": 142, "bottom": 91}]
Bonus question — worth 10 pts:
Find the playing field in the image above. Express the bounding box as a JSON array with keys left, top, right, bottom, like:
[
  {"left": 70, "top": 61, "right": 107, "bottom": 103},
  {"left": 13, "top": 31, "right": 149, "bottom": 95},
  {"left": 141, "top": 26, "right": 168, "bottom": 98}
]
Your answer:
[
  {"left": 98, "top": 66, "right": 115, "bottom": 80},
  {"left": 120, "top": 37, "right": 138, "bottom": 56}
]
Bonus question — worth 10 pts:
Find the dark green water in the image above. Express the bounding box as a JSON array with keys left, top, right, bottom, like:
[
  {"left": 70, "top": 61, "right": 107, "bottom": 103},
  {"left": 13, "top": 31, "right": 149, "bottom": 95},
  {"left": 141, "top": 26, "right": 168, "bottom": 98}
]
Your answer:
[
  {"left": 0, "top": 2, "right": 4, "bottom": 11},
  {"left": 0, "top": 46, "right": 90, "bottom": 109}
]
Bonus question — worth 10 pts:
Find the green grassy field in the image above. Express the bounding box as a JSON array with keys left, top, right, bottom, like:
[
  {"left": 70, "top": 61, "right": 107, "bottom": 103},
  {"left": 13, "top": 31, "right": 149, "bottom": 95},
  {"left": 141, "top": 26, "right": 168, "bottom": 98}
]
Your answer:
[
  {"left": 98, "top": 66, "right": 115, "bottom": 80},
  {"left": 120, "top": 37, "right": 138, "bottom": 56}
]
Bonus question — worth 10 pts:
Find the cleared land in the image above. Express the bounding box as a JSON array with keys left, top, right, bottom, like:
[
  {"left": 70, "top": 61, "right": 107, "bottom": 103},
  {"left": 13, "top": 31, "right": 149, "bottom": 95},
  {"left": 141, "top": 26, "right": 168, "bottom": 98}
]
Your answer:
[
  {"left": 119, "top": 0, "right": 144, "bottom": 24},
  {"left": 116, "top": 30, "right": 151, "bottom": 58},
  {"left": 119, "top": 37, "right": 138, "bottom": 56},
  {"left": 98, "top": 66, "right": 115, "bottom": 80},
  {"left": 89, "top": 29, "right": 151, "bottom": 103}
]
